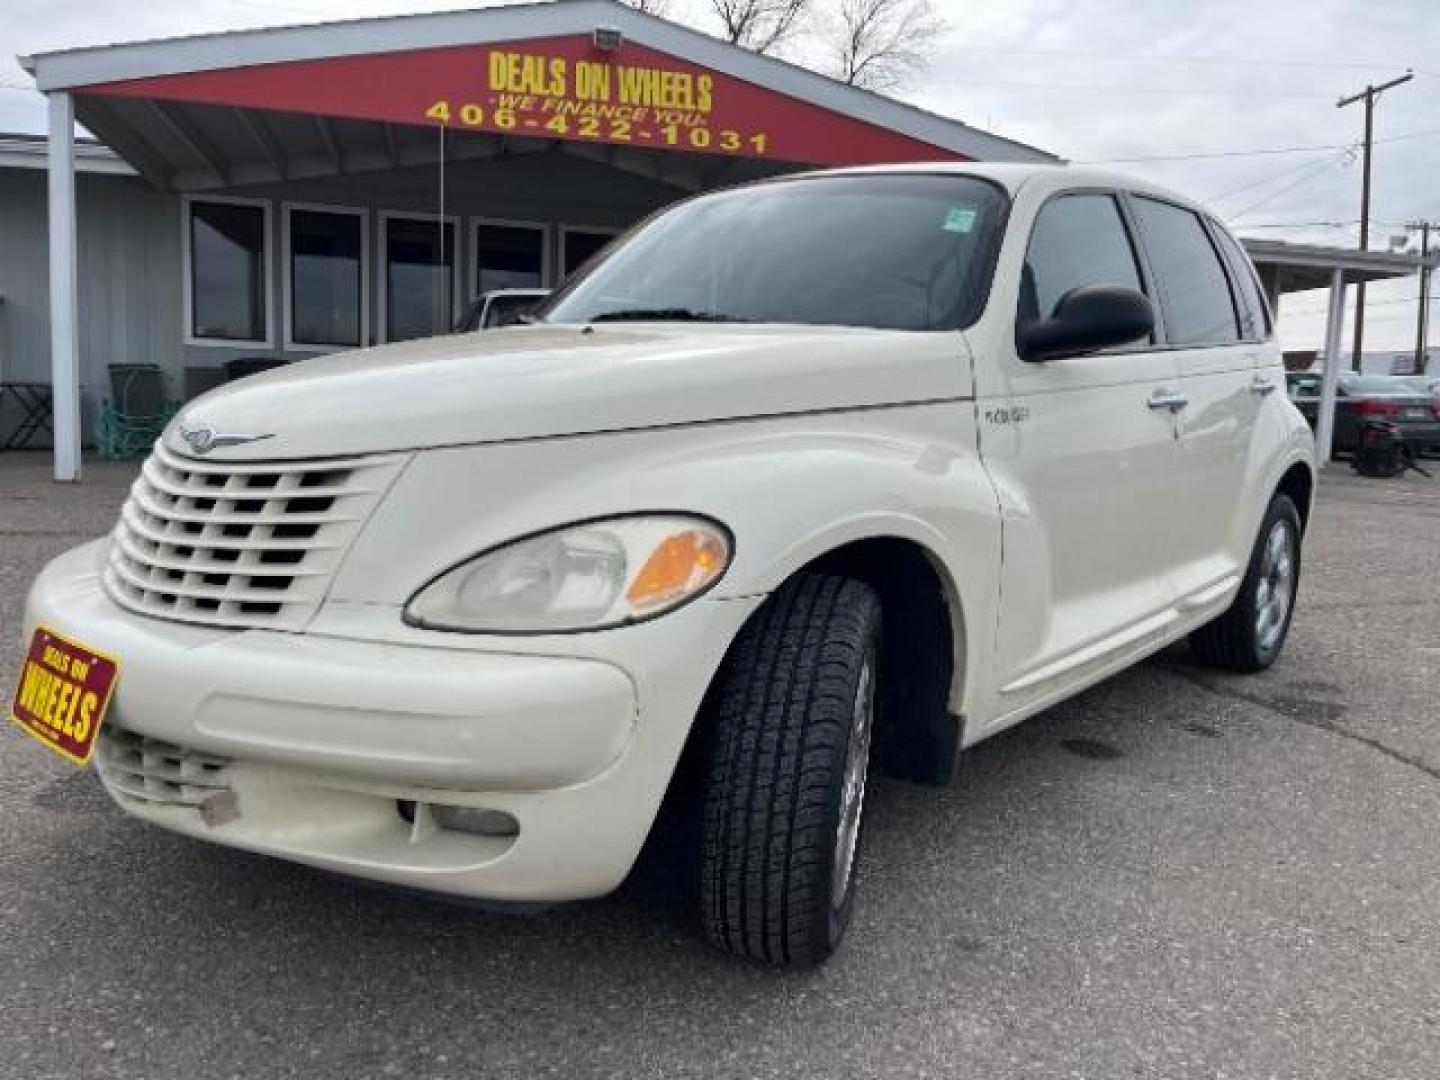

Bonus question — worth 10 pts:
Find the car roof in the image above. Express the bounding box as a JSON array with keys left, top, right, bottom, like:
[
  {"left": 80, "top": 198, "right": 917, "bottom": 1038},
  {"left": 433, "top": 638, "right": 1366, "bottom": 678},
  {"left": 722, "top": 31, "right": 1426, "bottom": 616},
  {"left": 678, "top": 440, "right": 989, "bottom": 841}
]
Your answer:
[{"left": 787, "top": 162, "right": 1212, "bottom": 218}]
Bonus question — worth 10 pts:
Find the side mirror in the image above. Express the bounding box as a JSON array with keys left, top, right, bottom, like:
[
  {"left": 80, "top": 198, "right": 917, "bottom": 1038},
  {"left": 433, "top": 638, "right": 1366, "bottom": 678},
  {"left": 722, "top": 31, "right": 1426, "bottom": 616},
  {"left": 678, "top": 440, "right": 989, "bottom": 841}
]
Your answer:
[{"left": 1017, "top": 284, "right": 1155, "bottom": 363}]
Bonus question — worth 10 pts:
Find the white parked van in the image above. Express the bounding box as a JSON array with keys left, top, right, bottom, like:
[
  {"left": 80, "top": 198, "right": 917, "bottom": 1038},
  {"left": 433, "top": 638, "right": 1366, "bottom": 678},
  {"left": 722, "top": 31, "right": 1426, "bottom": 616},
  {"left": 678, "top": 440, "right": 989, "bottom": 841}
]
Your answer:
[{"left": 17, "top": 164, "right": 1315, "bottom": 965}]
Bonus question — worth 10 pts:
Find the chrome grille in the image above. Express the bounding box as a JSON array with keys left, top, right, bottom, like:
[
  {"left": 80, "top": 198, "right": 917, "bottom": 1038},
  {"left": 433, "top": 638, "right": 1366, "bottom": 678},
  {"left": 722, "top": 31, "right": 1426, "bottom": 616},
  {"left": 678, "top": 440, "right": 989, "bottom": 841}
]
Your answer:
[
  {"left": 103, "top": 441, "right": 402, "bottom": 631},
  {"left": 96, "top": 725, "right": 232, "bottom": 807}
]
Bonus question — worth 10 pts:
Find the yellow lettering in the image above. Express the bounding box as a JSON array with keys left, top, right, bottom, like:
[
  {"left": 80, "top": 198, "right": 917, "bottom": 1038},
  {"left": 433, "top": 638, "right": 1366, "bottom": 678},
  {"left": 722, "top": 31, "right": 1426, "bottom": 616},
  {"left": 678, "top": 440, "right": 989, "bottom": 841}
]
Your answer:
[
  {"left": 17, "top": 661, "right": 49, "bottom": 715},
  {"left": 50, "top": 682, "right": 75, "bottom": 733},
  {"left": 63, "top": 682, "right": 85, "bottom": 737},
  {"left": 488, "top": 51, "right": 510, "bottom": 92},
  {"left": 72, "top": 692, "right": 97, "bottom": 743},
  {"left": 697, "top": 74, "right": 714, "bottom": 112},
  {"left": 41, "top": 676, "right": 62, "bottom": 729}
]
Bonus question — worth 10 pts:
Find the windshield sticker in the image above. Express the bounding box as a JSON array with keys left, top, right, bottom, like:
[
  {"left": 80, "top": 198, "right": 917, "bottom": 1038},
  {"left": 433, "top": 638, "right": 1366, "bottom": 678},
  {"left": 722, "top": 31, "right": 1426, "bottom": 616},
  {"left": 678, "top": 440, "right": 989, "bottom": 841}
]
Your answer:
[{"left": 943, "top": 207, "right": 978, "bottom": 233}]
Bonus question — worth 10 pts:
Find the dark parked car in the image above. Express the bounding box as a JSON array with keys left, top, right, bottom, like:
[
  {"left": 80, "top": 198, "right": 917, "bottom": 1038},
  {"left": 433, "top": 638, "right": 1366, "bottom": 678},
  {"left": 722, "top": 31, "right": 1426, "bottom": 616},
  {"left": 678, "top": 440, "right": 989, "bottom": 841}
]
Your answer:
[{"left": 1287, "top": 371, "right": 1440, "bottom": 457}]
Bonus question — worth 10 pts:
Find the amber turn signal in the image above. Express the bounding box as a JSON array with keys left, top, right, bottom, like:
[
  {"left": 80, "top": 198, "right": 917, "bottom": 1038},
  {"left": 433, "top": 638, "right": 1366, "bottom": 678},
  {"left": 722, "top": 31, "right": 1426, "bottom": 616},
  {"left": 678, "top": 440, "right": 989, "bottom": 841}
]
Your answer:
[{"left": 626, "top": 529, "right": 729, "bottom": 610}]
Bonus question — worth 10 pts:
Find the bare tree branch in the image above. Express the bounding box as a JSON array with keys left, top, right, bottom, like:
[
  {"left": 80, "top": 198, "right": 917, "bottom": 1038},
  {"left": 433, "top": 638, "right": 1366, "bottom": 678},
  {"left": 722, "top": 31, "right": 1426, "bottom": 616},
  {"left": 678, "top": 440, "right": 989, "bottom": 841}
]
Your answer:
[
  {"left": 708, "top": 0, "right": 816, "bottom": 54},
  {"left": 827, "top": 0, "right": 945, "bottom": 91},
  {"left": 618, "top": 0, "right": 674, "bottom": 16}
]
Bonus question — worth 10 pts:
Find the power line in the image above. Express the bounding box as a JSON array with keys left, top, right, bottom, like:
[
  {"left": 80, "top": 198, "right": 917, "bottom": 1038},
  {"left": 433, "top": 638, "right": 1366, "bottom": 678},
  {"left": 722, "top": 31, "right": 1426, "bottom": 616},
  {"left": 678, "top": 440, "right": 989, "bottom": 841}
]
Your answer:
[
  {"left": 1205, "top": 148, "right": 1354, "bottom": 205},
  {"left": 1080, "top": 126, "right": 1440, "bottom": 166},
  {"left": 1081, "top": 144, "right": 1350, "bottom": 165},
  {"left": 930, "top": 76, "right": 1340, "bottom": 100},
  {"left": 943, "top": 45, "right": 1434, "bottom": 74},
  {"left": 1226, "top": 153, "right": 1356, "bottom": 220},
  {"left": 1285, "top": 295, "right": 1432, "bottom": 315}
]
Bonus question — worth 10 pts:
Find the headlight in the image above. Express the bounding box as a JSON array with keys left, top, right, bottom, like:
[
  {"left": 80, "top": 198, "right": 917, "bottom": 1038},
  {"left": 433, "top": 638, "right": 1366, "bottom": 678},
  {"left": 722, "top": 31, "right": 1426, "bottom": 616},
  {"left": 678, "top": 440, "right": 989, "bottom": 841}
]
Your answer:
[{"left": 404, "top": 515, "right": 732, "bottom": 633}]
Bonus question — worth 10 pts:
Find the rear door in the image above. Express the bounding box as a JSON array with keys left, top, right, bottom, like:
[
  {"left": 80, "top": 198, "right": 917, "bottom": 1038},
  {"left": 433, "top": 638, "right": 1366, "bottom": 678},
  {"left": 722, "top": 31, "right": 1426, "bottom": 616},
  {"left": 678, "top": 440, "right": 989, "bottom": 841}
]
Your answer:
[
  {"left": 978, "top": 190, "right": 1183, "bottom": 724},
  {"left": 1127, "top": 196, "right": 1257, "bottom": 602}
]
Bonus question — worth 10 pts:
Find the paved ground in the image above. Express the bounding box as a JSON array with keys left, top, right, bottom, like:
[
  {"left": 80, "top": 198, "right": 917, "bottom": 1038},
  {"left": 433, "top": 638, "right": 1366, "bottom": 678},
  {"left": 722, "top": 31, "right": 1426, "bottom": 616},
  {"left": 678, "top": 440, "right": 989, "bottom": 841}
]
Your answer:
[{"left": 2, "top": 452, "right": 1438, "bottom": 1079}]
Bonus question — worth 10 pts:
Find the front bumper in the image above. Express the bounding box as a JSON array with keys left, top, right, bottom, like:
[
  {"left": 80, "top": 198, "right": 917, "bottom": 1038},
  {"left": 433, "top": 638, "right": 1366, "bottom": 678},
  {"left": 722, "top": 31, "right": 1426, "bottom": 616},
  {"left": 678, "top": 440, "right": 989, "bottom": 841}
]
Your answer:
[{"left": 23, "top": 541, "right": 760, "bottom": 901}]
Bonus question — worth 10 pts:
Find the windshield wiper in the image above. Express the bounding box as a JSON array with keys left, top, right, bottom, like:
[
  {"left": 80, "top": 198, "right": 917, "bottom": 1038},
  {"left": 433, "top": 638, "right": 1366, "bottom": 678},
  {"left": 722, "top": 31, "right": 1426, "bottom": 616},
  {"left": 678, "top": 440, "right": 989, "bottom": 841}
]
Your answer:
[{"left": 590, "top": 308, "right": 753, "bottom": 323}]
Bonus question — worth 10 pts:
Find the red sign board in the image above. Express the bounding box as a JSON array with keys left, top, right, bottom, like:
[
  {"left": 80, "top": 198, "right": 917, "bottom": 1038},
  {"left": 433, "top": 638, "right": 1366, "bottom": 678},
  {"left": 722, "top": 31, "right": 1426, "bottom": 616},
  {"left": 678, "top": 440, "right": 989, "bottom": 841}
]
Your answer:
[
  {"left": 10, "top": 626, "right": 119, "bottom": 765},
  {"left": 84, "top": 35, "right": 963, "bottom": 167}
]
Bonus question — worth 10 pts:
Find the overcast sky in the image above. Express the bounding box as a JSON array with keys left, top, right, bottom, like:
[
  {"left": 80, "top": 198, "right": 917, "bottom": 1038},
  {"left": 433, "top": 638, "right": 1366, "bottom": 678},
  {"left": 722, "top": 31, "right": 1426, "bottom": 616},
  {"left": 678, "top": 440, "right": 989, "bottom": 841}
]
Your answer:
[{"left": 1, "top": 0, "right": 1436, "bottom": 355}]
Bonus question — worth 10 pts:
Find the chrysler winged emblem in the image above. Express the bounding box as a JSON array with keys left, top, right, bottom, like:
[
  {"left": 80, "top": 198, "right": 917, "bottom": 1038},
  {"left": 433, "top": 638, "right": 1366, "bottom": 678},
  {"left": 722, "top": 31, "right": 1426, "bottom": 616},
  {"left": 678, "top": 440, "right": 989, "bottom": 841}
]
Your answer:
[{"left": 178, "top": 425, "right": 273, "bottom": 455}]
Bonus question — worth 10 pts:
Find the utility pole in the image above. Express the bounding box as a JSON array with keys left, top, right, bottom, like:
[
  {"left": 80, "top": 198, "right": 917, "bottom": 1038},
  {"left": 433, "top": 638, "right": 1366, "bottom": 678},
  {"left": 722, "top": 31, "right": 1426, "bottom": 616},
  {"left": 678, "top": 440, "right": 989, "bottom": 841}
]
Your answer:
[
  {"left": 1337, "top": 71, "right": 1413, "bottom": 372},
  {"left": 1411, "top": 220, "right": 1433, "bottom": 375}
]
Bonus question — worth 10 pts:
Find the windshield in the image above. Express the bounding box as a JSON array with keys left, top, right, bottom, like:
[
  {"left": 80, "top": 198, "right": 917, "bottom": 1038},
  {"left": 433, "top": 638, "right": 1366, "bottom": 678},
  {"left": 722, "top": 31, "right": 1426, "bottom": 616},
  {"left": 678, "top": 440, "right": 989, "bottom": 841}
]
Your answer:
[{"left": 542, "top": 174, "right": 1009, "bottom": 332}]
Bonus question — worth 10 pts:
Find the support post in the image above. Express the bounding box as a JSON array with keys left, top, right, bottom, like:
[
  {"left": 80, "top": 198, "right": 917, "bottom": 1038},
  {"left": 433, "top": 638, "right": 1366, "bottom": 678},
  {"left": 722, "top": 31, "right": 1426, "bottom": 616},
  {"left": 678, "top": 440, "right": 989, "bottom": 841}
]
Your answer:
[
  {"left": 47, "top": 91, "right": 81, "bottom": 483},
  {"left": 1316, "top": 266, "right": 1347, "bottom": 467}
]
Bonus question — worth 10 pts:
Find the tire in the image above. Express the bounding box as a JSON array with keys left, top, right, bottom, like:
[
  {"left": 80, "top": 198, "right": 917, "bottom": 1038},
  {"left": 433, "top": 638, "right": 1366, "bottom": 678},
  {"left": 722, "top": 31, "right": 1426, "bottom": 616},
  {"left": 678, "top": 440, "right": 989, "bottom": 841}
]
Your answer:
[
  {"left": 1189, "top": 493, "right": 1302, "bottom": 673},
  {"left": 699, "top": 573, "right": 882, "bottom": 966}
]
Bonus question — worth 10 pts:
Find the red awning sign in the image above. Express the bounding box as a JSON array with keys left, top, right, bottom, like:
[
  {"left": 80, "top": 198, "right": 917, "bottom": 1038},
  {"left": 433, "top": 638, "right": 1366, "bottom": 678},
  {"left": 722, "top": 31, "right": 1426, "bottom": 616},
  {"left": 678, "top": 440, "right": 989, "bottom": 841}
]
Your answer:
[{"left": 83, "top": 36, "right": 963, "bottom": 166}]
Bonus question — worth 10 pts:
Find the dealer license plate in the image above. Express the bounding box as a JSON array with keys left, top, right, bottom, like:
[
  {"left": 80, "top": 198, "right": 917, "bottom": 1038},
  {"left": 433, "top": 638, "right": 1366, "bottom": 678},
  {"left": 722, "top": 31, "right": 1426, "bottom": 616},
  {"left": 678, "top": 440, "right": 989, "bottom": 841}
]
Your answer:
[{"left": 8, "top": 626, "right": 119, "bottom": 764}]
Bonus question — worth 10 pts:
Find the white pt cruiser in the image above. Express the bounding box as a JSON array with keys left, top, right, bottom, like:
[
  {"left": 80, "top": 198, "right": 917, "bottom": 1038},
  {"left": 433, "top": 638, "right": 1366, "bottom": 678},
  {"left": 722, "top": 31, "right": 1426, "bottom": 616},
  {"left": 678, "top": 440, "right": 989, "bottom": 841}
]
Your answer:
[{"left": 20, "top": 164, "right": 1316, "bottom": 965}]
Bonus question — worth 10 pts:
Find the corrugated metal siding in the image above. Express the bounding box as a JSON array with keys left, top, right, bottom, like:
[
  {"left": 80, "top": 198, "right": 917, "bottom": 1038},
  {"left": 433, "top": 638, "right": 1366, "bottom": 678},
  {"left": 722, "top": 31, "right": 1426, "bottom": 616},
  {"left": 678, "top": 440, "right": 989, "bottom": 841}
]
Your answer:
[{"left": 0, "top": 169, "right": 182, "bottom": 447}]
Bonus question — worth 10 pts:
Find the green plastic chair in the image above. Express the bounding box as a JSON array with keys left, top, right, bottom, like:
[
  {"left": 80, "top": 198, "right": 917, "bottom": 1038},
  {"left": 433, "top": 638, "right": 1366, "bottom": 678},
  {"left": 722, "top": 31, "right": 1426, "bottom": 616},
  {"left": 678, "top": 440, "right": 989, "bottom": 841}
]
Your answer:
[{"left": 94, "top": 364, "right": 180, "bottom": 460}]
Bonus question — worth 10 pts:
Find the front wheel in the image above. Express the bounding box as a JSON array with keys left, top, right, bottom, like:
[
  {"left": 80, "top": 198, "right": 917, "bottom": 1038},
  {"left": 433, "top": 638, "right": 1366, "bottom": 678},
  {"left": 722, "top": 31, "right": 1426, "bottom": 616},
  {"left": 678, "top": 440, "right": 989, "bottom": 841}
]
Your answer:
[
  {"left": 698, "top": 574, "right": 882, "bottom": 966},
  {"left": 1189, "top": 493, "right": 1302, "bottom": 672}
]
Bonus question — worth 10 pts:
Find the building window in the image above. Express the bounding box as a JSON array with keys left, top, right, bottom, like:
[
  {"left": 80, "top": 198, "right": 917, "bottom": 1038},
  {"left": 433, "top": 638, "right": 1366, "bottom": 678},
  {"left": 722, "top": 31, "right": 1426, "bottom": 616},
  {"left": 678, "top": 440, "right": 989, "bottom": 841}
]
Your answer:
[
  {"left": 381, "top": 214, "right": 458, "bottom": 343},
  {"left": 285, "top": 205, "right": 366, "bottom": 349},
  {"left": 561, "top": 227, "right": 618, "bottom": 280},
  {"left": 474, "top": 220, "right": 548, "bottom": 294},
  {"left": 187, "top": 198, "right": 269, "bottom": 344}
]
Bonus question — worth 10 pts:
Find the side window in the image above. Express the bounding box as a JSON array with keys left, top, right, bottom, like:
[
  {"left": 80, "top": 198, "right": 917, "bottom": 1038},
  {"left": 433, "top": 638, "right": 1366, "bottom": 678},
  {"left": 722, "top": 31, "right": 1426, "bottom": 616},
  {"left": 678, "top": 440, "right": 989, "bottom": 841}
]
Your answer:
[
  {"left": 1131, "top": 197, "right": 1240, "bottom": 346},
  {"left": 1210, "top": 223, "right": 1271, "bottom": 341},
  {"left": 1021, "top": 193, "right": 1146, "bottom": 326}
]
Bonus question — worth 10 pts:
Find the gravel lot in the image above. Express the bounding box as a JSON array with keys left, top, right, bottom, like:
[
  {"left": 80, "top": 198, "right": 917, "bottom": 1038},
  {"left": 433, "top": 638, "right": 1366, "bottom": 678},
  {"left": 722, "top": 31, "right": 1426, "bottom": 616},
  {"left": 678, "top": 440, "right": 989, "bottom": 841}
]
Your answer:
[{"left": 3, "top": 452, "right": 1438, "bottom": 1079}]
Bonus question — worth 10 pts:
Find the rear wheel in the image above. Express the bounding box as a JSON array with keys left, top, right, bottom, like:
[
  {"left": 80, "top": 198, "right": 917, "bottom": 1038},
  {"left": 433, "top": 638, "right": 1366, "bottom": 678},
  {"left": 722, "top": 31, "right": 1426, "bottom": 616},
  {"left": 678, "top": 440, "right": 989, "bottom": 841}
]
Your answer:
[
  {"left": 698, "top": 573, "right": 881, "bottom": 966},
  {"left": 1189, "top": 493, "right": 1302, "bottom": 673}
]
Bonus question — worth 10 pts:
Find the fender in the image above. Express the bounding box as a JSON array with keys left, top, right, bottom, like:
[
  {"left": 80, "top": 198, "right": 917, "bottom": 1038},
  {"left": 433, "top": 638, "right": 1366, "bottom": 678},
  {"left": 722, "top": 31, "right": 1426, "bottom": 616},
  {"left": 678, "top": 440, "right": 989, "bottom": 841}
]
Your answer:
[{"left": 330, "top": 401, "right": 1004, "bottom": 716}]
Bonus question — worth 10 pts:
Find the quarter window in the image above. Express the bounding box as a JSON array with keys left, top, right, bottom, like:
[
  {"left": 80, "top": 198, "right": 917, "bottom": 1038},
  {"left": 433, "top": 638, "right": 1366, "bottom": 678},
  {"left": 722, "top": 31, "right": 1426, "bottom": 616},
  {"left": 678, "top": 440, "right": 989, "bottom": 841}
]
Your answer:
[
  {"left": 1131, "top": 197, "right": 1241, "bottom": 346},
  {"left": 188, "top": 200, "right": 268, "bottom": 342},
  {"left": 287, "top": 208, "right": 365, "bottom": 348},
  {"left": 1210, "top": 224, "right": 1271, "bottom": 341},
  {"left": 1021, "top": 194, "right": 1145, "bottom": 325},
  {"left": 475, "top": 221, "right": 547, "bottom": 294}
]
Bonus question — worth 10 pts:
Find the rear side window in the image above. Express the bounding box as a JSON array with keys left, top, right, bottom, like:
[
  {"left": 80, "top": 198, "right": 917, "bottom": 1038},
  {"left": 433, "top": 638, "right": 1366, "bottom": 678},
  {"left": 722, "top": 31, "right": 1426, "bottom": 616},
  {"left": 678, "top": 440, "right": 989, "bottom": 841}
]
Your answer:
[
  {"left": 1210, "top": 223, "right": 1271, "bottom": 341},
  {"left": 1131, "top": 197, "right": 1240, "bottom": 346},
  {"left": 1020, "top": 194, "right": 1145, "bottom": 324}
]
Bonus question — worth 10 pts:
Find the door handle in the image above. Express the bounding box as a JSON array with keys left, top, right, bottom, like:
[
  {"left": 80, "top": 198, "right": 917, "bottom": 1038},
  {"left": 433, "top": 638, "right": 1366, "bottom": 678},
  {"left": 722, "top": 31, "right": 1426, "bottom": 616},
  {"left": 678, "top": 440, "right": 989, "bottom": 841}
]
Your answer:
[
  {"left": 1148, "top": 389, "right": 1189, "bottom": 412},
  {"left": 1249, "top": 375, "right": 1277, "bottom": 396}
]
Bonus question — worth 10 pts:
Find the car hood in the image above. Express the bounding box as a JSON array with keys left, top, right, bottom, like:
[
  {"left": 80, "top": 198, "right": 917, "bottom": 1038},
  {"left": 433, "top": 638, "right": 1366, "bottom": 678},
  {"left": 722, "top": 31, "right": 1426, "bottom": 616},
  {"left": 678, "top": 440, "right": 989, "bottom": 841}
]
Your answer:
[{"left": 164, "top": 323, "right": 972, "bottom": 461}]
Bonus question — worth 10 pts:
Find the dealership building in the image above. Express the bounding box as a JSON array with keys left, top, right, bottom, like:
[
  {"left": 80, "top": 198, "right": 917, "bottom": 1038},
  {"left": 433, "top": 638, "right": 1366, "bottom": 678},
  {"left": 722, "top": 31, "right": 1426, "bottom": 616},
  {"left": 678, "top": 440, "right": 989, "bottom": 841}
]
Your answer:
[
  {"left": 1, "top": 0, "right": 1426, "bottom": 478},
  {"left": 1, "top": 0, "right": 1059, "bottom": 479}
]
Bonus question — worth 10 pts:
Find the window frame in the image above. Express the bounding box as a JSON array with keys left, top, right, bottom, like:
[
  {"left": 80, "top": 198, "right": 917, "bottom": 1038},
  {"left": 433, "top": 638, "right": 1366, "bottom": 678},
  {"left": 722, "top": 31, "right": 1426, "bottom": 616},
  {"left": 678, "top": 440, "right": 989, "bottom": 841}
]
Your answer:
[
  {"left": 181, "top": 194, "right": 274, "bottom": 349},
  {"left": 470, "top": 216, "right": 552, "bottom": 297},
  {"left": 1204, "top": 216, "right": 1273, "bottom": 343},
  {"left": 281, "top": 201, "right": 371, "bottom": 353},
  {"left": 1018, "top": 187, "right": 1164, "bottom": 357},
  {"left": 558, "top": 224, "right": 621, "bottom": 281},
  {"left": 1122, "top": 192, "right": 1244, "bottom": 351},
  {"left": 377, "top": 210, "right": 463, "bottom": 344}
]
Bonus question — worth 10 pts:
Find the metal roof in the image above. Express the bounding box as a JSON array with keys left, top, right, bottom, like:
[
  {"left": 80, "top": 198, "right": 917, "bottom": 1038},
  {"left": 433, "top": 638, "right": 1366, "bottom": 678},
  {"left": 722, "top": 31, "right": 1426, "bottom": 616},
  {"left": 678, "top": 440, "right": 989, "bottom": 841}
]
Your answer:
[
  {"left": 1242, "top": 237, "right": 1427, "bottom": 291},
  {"left": 20, "top": 0, "right": 1058, "bottom": 167},
  {"left": 0, "top": 134, "right": 135, "bottom": 175}
]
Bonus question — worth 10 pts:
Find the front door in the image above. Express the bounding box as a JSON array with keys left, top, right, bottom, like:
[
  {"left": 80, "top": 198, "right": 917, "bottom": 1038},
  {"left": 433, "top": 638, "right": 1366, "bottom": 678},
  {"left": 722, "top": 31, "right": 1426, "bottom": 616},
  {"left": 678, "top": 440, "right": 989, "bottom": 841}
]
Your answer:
[{"left": 977, "top": 191, "right": 1182, "bottom": 727}]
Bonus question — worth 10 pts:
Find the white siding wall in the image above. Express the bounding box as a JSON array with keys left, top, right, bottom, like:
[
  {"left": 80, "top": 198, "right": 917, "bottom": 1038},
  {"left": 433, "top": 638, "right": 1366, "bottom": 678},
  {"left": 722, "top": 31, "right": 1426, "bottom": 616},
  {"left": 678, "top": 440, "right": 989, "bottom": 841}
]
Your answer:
[{"left": 1, "top": 169, "right": 184, "bottom": 446}]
